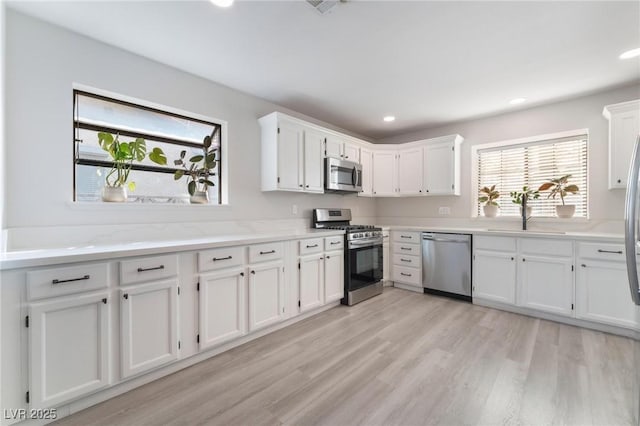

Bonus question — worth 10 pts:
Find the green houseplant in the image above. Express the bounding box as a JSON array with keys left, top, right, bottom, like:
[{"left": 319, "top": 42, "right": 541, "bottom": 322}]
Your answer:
[
  {"left": 478, "top": 185, "right": 500, "bottom": 217},
  {"left": 173, "top": 132, "right": 218, "bottom": 204},
  {"left": 538, "top": 174, "right": 579, "bottom": 218},
  {"left": 510, "top": 186, "right": 540, "bottom": 217},
  {"left": 97, "top": 132, "right": 167, "bottom": 202}
]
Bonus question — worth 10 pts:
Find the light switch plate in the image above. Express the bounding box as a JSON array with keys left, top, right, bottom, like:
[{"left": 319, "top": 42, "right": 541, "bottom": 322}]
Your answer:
[
  {"left": 438, "top": 206, "right": 451, "bottom": 215},
  {"left": 292, "top": 204, "right": 298, "bottom": 215}
]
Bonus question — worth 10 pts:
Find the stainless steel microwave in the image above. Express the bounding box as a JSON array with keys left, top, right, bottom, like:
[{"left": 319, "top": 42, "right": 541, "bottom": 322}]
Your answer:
[{"left": 325, "top": 157, "right": 363, "bottom": 193}]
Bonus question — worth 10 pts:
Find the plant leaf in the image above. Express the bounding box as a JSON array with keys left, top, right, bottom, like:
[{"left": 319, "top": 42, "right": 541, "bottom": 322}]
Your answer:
[
  {"left": 174, "top": 159, "right": 183, "bottom": 166},
  {"left": 204, "top": 179, "right": 215, "bottom": 187},
  {"left": 180, "top": 150, "right": 186, "bottom": 159},
  {"left": 97, "top": 132, "right": 114, "bottom": 151},
  {"left": 565, "top": 185, "right": 579, "bottom": 193},
  {"left": 149, "top": 147, "right": 167, "bottom": 165},
  {"left": 203, "top": 135, "right": 212, "bottom": 149},
  {"left": 538, "top": 182, "right": 554, "bottom": 191},
  {"left": 130, "top": 138, "right": 147, "bottom": 161},
  {"left": 190, "top": 155, "right": 204, "bottom": 163},
  {"left": 128, "top": 181, "right": 136, "bottom": 192},
  {"left": 188, "top": 180, "right": 196, "bottom": 196},
  {"left": 174, "top": 170, "right": 185, "bottom": 180}
]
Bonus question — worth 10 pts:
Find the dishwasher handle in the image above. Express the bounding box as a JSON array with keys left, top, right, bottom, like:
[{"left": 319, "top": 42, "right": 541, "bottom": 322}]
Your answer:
[{"left": 422, "top": 233, "right": 470, "bottom": 243}]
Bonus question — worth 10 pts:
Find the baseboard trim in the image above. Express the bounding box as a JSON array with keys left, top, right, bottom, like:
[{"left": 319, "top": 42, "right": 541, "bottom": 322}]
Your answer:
[{"left": 392, "top": 282, "right": 424, "bottom": 293}]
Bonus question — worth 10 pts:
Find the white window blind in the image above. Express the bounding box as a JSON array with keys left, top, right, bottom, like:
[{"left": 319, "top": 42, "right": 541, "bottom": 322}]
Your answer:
[{"left": 477, "top": 134, "right": 588, "bottom": 218}]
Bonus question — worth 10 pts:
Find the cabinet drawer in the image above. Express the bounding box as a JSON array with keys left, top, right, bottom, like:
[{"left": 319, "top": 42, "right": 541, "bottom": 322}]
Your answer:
[
  {"left": 198, "top": 246, "right": 245, "bottom": 272},
  {"left": 393, "top": 244, "right": 420, "bottom": 256},
  {"left": 577, "top": 242, "right": 626, "bottom": 262},
  {"left": 392, "top": 231, "right": 421, "bottom": 244},
  {"left": 520, "top": 238, "right": 573, "bottom": 257},
  {"left": 324, "top": 236, "right": 344, "bottom": 251},
  {"left": 27, "top": 263, "right": 109, "bottom": 301},
  {"left": 120, "top": 254, "right": 178, "bottom": 285},
  {"left": 474, "top": 236, "right": 517, "bottom": 252},
  {"left": 299, "top": 238, "right": 324, "bottom": 255},
  {"left": 393, "top": 253, "right": 421, "bottom": 268},
  {"left": 249, "top": 242, "right": 284, "bottom": 264},
  {"left": 393, "top": 265, "right": 421, "bottom": 286}
]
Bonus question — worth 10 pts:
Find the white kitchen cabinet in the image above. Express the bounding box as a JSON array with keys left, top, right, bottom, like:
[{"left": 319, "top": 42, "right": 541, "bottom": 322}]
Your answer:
[
  {"left": 303, "top": 128, "right": 325, "bottom": 193},
  {"left": 299, "top": 253, "right": 324, "bottom": 312},
  {"left": 382, "top": 229, "right": 390, "bottom": 285},
  {"left": 423, "top": 138, "right": 461, "bottom": 195},
  {"left": 359, "top": 148, "right": 374, "bottom": 197},
  {"left": 344, "top": 143, "right": 360, "bottom": 163},
  {"left": 372, "top": 151, "right": 397, "bottom": 196},
  {"left": 325, "top": 135, "right": 360, "bottom": 163},
  {"left": 391, "top": 231, "right": 422, "bottom": 292},
  {"left": 473, "top": 250, "right": 516, "bottom": 304},
  {"left": 120, "top": 279, "right": 179, "bottom": 379},
  {"left": 324, "top": 250, "right": 344, "bottom": 303},
  {"left": 398, "top": 147, "right": 423, "bottom": 195},
  {"left": 29, "top": 292, "right": 110, "bottom": 409},
  {"left": 518, "top": 255, "right": 574, "bottom": 317},
  {"left": 198, "top": 268, "right": 247, "bottom": 350},
  {"left": 603, "top": 100, "right": 640, "bottom": 189},
  {"left": 248, "top": 261, "right": 285, "bottom": 331},
  {"left": 276, "top": 119, "right": 304, "bottom": 191}
]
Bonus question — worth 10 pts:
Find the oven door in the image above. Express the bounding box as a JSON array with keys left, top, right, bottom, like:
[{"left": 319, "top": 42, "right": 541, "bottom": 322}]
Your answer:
[
  {"left": 325, "top": 157, "right": 362, "bottom": 192},
  {"left": 347, "top": 241, "right": 383, "bottom": 291}
]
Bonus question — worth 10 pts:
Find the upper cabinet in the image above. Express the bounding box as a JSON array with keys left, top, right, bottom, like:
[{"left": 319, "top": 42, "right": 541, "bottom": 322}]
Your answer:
[
  {"left": 372, "top": 151, "right": 398, "bottom": 196},
  {"left": 325, "top": 135, "right": 361, "bottom": 163},
  {"left": 398, "top": 147, "right": 423, "bottom": 195},
  {"left": 423, "top": 137, "right": 462, "bottom": 195},
  {"left": 359, "top": 148, "right": 374, "bottom": 197},
  {"left": 603, "top": 100, "right": 640, "bottom": 189}
]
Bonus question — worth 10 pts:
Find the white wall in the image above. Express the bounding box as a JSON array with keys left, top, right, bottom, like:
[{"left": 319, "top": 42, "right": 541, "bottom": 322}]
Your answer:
[
  {"left": 4, "top": 10, "right": 375, "bottom": 248},
  {"left": 375, "top": 83, "right": 640, "bottom": 232},
  {"left": 1, "top": 2, "right": 6, "bottom": 245}
]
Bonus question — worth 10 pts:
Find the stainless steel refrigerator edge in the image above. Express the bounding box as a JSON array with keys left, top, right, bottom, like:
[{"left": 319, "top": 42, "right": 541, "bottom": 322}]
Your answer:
[
  {"left": 422, "top": 232, "right": 472, "bottom": 301},
  {"left": 624, "top": 135, "right": 640, "bottom": 426}
]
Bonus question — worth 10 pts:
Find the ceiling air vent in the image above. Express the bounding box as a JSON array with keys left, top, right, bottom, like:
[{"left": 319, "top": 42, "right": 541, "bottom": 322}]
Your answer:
[{"left": 306, "top": 0, "right": 340, "bottom": 15}]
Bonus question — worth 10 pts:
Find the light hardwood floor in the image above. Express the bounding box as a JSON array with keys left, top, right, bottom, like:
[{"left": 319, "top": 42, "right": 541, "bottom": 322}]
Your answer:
[{"left": 55, "top": 288, "right": 638, "bottom": 426}]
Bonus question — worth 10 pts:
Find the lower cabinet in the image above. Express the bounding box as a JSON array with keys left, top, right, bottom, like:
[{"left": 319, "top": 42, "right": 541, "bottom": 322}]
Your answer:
[
  {"left": 299, "top": 254, "right": 324, "bottom": 312},
  {"left": 29, "top": 292, "right": 110, "bottom": 409},
  {"left": 199, "top": 268, "right": 247, "bottom": 350},
  {"left": 324, "top": 251, "right": 344, "bottom": 303},
  {"left": 473, "top": 250, "right": 516, "bottom": 304},
  {"left": 120, "top": 279, "right": 179, "bottom": 379},
  {"left": 518, "top": 255, "right": 573, "bottom": 316},
  {"left": 248, "top": 261, "right": 285, "bottom": 331}
]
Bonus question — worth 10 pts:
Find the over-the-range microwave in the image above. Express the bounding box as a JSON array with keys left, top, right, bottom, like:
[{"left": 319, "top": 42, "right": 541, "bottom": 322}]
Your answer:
[{"left": 325, "top": 157, "right": 363, "bottom": 193}]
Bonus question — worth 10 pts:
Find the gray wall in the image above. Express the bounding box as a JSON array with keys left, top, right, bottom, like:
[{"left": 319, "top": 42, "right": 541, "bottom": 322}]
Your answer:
[
  {"left": 4, "top": 10, "right": 375, "bottom": 234},
  {"left": 375, "top": 83, "right": 640, "bottom": 224}
]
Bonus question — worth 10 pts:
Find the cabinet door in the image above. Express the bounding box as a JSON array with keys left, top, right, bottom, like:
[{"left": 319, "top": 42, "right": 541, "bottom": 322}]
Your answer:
[
  {"left": 303, "top": 129, "right": 325, "bottom": 193},
  {"left": 473, "top": 250, "right": 516, "bottom": 304},
  {"left": 609, "top": 110, "right": 640, "bottom": 188},
  {"left": 324, "top": 251, "right": 344, "bottom": 303},
  {"left": 576, "top": 260, "right": 639, "bottom": 329},
  {"left": 199, "top": 268, "right": 247, "bottom": 350},
  {"left": 248, "top": 261, "right": 285, "bottom": 331},
  {"left": 120, "top": 279, "right": 178, "bottom": 379},
  {"left": 423, "top": 141, "right": 456, "bottom": 195},
  {"left": 277, "top": 120, "right": 303, "bottom": 191},
  {"left": 519, "top": 255, "right": 573, "bottom": 316},
  {"left": 29, "top": 292, "right": 110, "bottom": 409},
  {"left": 359, "top": 148, "right": 374, "bottom": 197},
  {"left": 299, "top": 254, "right": 324, "bottom": 312},
  {"left": 372, "top": 151, "right": 397, "bottom": 196},
  {"left": 398, "top": 147, "right": 423, "bottom": 195},
  {"left": 343, "top": 143, "right": 360, "bottom": 163},
  {"left": 325, "top": 135, "right": 343, "bottom": 159}
]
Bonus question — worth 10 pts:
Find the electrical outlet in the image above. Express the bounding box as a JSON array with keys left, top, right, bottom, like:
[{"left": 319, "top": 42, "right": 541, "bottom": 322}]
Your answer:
[
  {"left": 438, "top": 206, "right": 451, "bottom": 216},
  {"left": 292, "top": 204, "right": 298, "bottom": 215}
]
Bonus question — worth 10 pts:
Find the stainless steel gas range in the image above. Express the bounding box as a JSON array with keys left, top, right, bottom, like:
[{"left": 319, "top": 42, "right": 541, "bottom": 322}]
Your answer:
[{"left": 313, "top": 208, "right": 383, "bottom": 305}]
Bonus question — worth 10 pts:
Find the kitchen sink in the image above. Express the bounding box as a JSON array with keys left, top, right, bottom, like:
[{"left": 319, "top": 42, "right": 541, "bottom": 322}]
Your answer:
[{"left": 486, "top": 228, "right": 566, "bottom": 235}]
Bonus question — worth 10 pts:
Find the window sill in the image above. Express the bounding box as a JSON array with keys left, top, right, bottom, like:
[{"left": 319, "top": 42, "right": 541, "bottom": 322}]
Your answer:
[
  {"left": 471, "top": 216, "right": 589, "bottom": 223},
  {"left": 67, "top": 201, "right": 231, "bottom": 211}
]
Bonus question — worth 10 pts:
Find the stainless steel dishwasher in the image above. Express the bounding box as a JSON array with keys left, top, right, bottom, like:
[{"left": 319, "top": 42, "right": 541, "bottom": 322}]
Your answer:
[{"left": 422, "top": 232, "right": 472, "bottom": 301}]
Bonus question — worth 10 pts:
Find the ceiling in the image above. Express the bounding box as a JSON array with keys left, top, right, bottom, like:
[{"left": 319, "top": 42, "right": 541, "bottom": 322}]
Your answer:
[{"left": 7, "top": 0, "right": 640, "bottom": 140}]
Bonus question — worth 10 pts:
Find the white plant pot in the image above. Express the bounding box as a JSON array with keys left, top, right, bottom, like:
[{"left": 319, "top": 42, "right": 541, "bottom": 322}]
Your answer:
[
  {"left": 519, "top": 206, "right": 533, "bottom": 218},
  {"left": 189, "top": 191, "right": 209, "bottom": 205},
  {"left": 101, "top": 186, "right": 127, "bottom": 202},
  {"left": 483, "top": 204, "right": 499, "bottom": 218},
  {"left": 556, "top": 204, "right": 576, "bottom": 218}
]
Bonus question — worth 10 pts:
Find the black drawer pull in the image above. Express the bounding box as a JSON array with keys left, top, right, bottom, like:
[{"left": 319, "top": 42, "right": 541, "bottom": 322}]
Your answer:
[
  {"left": 52, "top": 275, "right": 90, "bottom": 285},
  {"left": 213, "top": 256, "right": 232, "bottom": 262},
  {"left": 330, "top": 241, "right": 341, "bottom": 245},
  {"left": 400, "top": 235, "right": 412, "bottom": 239},
  {"left": 400, "top": 272, "right": 412, "bottom": 277},
  {"left": 400, "top": 258, "right": 411, "bottom": 262},
  {"left": 306, "top": 244, "right": 319, "bottom": 248},
  {"left": 260, "top": 250, "right": 276, "bottom": 255},
  {"left": 400, "top": 247, "right": 412, "bottom": 251},
  {"left": 597, "top": 249, "right": 623, "bottom": 254},
  {"left": 137, "top": 265, "right": 165, "bottom": 272}
]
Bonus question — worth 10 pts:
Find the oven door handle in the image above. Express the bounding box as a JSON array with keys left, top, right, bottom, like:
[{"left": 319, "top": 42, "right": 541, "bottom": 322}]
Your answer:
[{"left": 349, "top": 238, "right": 383, "bottom": 248}]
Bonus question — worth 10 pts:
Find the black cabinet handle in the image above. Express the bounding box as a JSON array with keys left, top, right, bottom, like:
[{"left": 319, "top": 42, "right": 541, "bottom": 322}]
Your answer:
[
  {"left": 400, "top": 272, "right": 412, "bottom": 277},
  {"left": 618, "top": 179, "right": 622, "bottom": 184},
  {"left": 400, "top": 235, "right": 411, "bottom": 239},
  {"left": 52, "top": 275, "right": 90, "bottom": 285},
  {"left": 597, "top": 249, "right": 623, "bottom": 254},
  {"left": 326, "top": 255, "right": 330, "bottom": 259},
  {"left": 251, "top": 270, "right": 256, "bottom": 275},
  {"left": 240, "top": 272, "right": 245, "bottom": 277},
  {"left": 522, "top": 258, "right": 526, "bottom": 262},
  {"left": 581, "top": 264, "right": 587, "bottom": 268},
  {"left": 306, "top": 244, "right": 319, "bottom": 248},
  {"left": 260, "top": 250, "right": 276, "bottom": 255},
  {"left": 400, "top": 258, "right": 411, "bottom": 262},
  {"left": 137, "top": 265, "right": 164, "bottom": 272},
  {"left": 102, "top": 298, "right": 107, "bottom": 304},
  {"left": 400, "top": 247, "right": 411, "bottom": 251},
  {"left": 213, "top": 256, "right": 232, "bottom": 262},
  {"left": 330, "top": 241, "right": 340, "bottom": 245},
  {"left": 511, "top": 257, "right": 514, "bottom": 261},
  {"left": 123, "top": 294, "right": 129, "bottom": 300}
]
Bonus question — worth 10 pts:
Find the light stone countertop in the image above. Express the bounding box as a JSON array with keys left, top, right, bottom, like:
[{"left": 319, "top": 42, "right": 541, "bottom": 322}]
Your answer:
[{"left": 0, "top": 229, "right": 345, "bottom": 271}]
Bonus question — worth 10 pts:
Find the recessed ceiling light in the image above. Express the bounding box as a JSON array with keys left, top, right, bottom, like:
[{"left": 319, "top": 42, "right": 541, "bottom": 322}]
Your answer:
[
  {"left": 383, "top": 116, "right": 396, "bottom": 122},
  {"left": 620, "top": 48, "right": 640, "bottom": 60},
  {"left": 210, "top": 0, "right": 234, "bottom": 7},
  {"left": 509, "top": 98, "right": 527, "bottom": 105}
]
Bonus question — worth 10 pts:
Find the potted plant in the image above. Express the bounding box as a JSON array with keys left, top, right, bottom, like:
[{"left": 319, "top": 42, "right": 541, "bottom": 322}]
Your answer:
[
  {"left": 478, "top": 185, "right": 500, "bottom": 217},
  {"left": 510, "top": 186, "right": 539, "bottom": 217},
  {"left": 538, "top": 174, "right": 579, "bottom": 218},
  {"left": 174, "top": 131, "right": 218, "bottom": 204},
  {"left": 97, "top": 132, "right": 167, "bottom": 202}
]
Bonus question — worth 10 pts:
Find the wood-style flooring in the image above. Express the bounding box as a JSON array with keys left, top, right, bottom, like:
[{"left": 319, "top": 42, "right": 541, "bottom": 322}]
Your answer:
[{"left": 55, "top": 288, "right": 638, "bottom": 426}]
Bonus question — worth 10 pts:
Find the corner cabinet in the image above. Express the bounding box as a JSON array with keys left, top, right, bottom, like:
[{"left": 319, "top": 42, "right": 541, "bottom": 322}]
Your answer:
[
  {"left": 603, "top": 99, "right": 640, "bottom": 189},
  {"left": 372, "top": 151, "right": 398, "bottom": 196},
  {"left": 423, "top": 138, "right": 461, "bottom": 196}
]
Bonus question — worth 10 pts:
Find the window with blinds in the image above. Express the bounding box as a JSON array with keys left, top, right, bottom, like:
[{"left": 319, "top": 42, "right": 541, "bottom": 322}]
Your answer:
[{"left": 477, "top": 133, "right": 588, "bottom": 218}]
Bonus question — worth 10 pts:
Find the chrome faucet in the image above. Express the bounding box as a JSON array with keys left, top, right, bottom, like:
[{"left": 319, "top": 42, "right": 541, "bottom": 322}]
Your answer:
[{"left": 522, "top": 196, "right": 528, "bottom": 231}]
